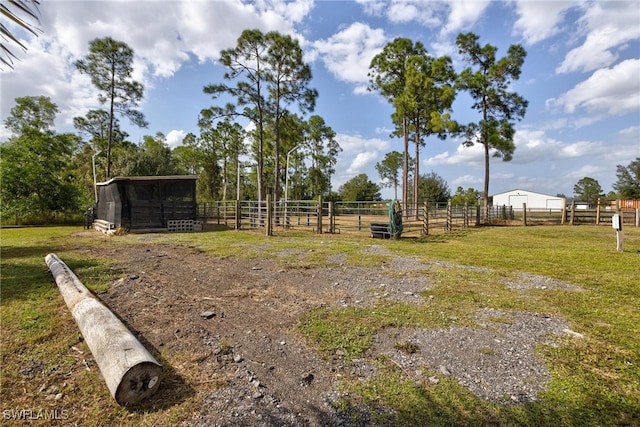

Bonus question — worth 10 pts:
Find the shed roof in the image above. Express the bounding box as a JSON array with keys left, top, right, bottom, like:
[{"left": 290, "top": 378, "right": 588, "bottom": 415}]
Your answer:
[
  {"left": 491, "top": 188, "right": 562, "bottom": 199},
  {"left": 97, "top": 175, "right": 197, "bottom": 186}
]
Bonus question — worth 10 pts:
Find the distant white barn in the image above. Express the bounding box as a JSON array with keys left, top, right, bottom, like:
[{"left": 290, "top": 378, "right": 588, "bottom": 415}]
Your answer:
[{"left": 492, "top": 189, "right": 565, "bottom": 210}]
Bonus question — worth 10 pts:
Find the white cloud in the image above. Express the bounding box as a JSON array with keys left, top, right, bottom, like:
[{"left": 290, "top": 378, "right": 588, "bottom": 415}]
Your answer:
[
  {"left": 549, "top": 59, "right": 640, "bottom": 116},
  {"left": 512, "top": 128, "right": 609, "bottom": 164},
  {"left": 430, "top": 40, "right": 457, "bottom": 59},
  {"left": 565, "top": 163, "right": 607, "bottom": 181},
  {"left": 451, "top": 174, "right": 482, "bottom": 188},
  {"left": 556, "top": 1, "right": 640, "bottom": 73},
  {"left": 618, "top": 126, "right": 640, "bottom": 142},
  {"left": 440, "top": 0, "right": 490, "bottom": 36},
  {"left": 165, "top": 130, "right": 187, "bottom": 148},
  {"left": 355, "top": 0, "right": 387, "bottom": 16},
  {"left": 425, "top": 142, "right": 484, "bottom": 167},
  {"left": 1, "top": 0, "right": 315, "bottom": 139},
  {"left": 312, "top": 22, "right": 387, "bottom": 90},
  {"left": 558, "top": 140, "right": 604, "bottom": 158},
  {"left": 1, "top": 35, "right": 98, "bottom": 133},
  {"left": 331, "top": 133, "right": 390, "bottom": 187},
  {"left": 374, "top": 126, "right": 394, "bottom": 135},
  {"left": 510, "top": 129, "right": 563, "bottom": 163},
  {"left": 347, "top": 151, "right": 378, "bottom": 174},
  {"left": 338, "top": 133, "right": 389, "bottom": 154},
  {"left": 512, "top": 1, "right": 575, "bottom": 45},
  {"left": 387, "top": 1, "right": 441, "bottom": 26},
  {"left": 357, "top": 0, "right": 487, "bottom": 34}
]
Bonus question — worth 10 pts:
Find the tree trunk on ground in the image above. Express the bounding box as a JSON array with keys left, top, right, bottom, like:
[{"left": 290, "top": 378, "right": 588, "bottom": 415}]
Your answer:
[{"left": 45, "top": 253, "right": 162, "bottom": 406}]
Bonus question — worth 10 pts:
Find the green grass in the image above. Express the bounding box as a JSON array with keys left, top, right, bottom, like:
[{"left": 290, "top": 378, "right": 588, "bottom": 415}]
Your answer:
[
  {"left": 301, "top": 225, "right": 640, "bottom": 426},
  {"left": 1, "top": 225, "right": 639, "bottom": 426}
]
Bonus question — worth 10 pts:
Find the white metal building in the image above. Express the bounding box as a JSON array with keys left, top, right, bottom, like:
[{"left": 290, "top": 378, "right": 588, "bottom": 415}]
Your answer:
[{"left": 491, "top": 189, "right": 565, "bottom": 210}]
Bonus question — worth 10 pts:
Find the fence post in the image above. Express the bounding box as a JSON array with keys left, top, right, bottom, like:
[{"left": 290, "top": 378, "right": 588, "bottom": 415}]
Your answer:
[
  {"left": 202, "top": 202, "right": 207, "bottom": 224},
  {"left": 235, "top": 200, "right": 241, "bottom": 230},
  {"left": 316, "top": 195, "right": 323, "bottom": 234},
  {"left": 423, "top": 201, "right": 429, "bottom": 235},
  {"left": 596, "top": 198, "right": 601, "bottom": 225},
  {"left": 522, "top": 203, "right": 527, "bottom": 226},
  {"left": 423, "top": 202, "right": 429, "bottom": 235},
  {"left": 463, "top": 204, "right": 468, "bottom": 228},
  {"left": 569, "top": 200, "right": 575, "bottom": 225},
  {"left": 328, "top": 201, "right": 335, "bottom": 233},
  {"left": 446, "top": 201, "right": 452, "bottom": 231},
  {"left": 636, "top": 208, "right": 639, "bottom": 228},
  {"left": 561, "top": 199, "right": 566, "bottom": 225},
  {"left": 266, "top": 195, "right": 272, "bottom": 236}
]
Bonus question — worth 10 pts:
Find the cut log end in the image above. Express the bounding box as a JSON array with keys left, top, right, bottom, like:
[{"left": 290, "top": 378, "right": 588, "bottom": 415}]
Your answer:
[
  {"left": 115, "top": 361, "right": 163, "bottom": 406},
  {"left": 45, "top": 253, "right": 163, "bottom": 407}
]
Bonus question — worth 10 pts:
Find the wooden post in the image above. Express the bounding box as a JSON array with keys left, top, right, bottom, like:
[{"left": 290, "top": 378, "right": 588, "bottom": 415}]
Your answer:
[
  {"left": 45, "top": 254, "right": 161, "bottom": 406},
  {"left": 596, "top": 198, "right": 601, "bottom": 225},
  {"left": 266, "top": 195, "right": 272, "bottom": 236},
  {"left": 446, "top": 201, "right": 452, "bottom": 231},
  {"left": 316, "top": 195, "right": 323, "bottom": 234},
  {"left": 636, "top": 208, "right": 639, "bottom": 228},
  {"left": 570, "top": 200, "right": 576, "bottom": 225},
  {"left": 463, "top": 204, "right": 469, "bottom": 228},
  {"left": 328, "top": 201, "right": 335, "bottom": 234},
  {"left": 423, "top": 201, "right": 429, "bottom": 235},
  {"left": 561, "top": 199, "right": 567, "bottom": 225},
  {"left": 522, "top": 203, "right": 527, "bottom": 226},
  {"left": 235, "top": 200, "right": 241, "bottom": 230},
  {"left": 619, "top": 210, "right": 624, "bottom": 251}
]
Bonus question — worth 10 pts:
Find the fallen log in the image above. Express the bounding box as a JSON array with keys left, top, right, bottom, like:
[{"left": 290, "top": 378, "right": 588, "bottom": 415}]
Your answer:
[{"left": 45, "top": 253, "right": 162, "bottom": 406}]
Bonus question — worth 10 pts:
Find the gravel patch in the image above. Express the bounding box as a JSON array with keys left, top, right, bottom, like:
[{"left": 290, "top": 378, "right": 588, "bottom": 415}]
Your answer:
[
  {"left": 372, "top": 308, "right": 569, "bottom": 404},
  {"left": 506, "top": 272, "right": 583, "bottom": 290}
]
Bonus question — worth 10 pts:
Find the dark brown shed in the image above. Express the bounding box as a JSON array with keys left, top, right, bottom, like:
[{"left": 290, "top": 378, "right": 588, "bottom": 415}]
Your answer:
[{"left": 95, "top": 176, "right": 197, "bottom": 231}]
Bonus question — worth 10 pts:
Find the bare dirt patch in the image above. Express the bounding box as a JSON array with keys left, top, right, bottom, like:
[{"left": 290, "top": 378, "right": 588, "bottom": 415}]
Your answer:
[{"left": 80, "top": 239, "right": 578, "bottom": 425}]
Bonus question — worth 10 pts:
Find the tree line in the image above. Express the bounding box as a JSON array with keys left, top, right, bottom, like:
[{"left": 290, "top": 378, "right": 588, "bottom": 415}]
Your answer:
[{"left": 2, "top": 30, "right": 639, "bottom": 224}]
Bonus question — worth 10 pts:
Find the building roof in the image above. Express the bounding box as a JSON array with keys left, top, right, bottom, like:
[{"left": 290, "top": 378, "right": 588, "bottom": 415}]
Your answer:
[
  {"left": 97, "top": 175, "right": 197, "bottom": 186},
  {"left": 491, "top": 188, "right": 562, "bottom": 199}
]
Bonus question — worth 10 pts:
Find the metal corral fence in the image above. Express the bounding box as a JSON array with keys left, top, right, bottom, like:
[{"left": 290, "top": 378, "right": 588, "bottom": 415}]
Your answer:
[
  {"left": 494, "top": 201, "right": 640, "bottom": 227},
  {"left": 198, "top": 198, "right": 639, "bottom": 237},
  {"left": 198, "top": 199, "right": 486, "bottom": 237}
]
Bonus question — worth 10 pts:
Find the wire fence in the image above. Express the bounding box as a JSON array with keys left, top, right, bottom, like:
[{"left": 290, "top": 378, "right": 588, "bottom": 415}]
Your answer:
[
  {"left": 6, "top": 199, "right": 637, "bottom": 234},
  {"left": 197, "top": 199, "right": 639, "bottom": 238}
]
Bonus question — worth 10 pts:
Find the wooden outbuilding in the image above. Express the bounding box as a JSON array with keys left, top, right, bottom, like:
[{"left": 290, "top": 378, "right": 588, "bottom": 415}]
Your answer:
[{"left": 94, "top": 176, "right": 197, "bottom": 232}]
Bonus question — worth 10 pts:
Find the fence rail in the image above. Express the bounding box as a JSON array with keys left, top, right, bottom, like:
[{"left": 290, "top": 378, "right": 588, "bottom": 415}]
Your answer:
[
  {"left": 5, "top": 199, "right": 639, "bottom": 233},
  {"left": 196, "top": 199, "right": 639, "bottom": 237}
]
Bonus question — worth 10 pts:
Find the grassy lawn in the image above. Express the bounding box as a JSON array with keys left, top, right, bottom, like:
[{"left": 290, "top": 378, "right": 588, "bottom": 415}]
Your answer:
[
  {"left": 301, "top": 226, "right": 640, "bottom": 426},
  {"left": 1, "top": 225, "right": 639, "bottom": 425}
]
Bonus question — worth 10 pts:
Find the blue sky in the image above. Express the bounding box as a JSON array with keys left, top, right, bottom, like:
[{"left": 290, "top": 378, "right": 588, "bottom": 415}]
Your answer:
[{"left": 2, "top": 0, "right": 639, "bottom": 199}]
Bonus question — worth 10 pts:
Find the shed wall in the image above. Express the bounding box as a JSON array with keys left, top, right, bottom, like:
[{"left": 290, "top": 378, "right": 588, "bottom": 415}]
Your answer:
[{"left": 95, "top": 177, "right": 197, "bottom": 229}]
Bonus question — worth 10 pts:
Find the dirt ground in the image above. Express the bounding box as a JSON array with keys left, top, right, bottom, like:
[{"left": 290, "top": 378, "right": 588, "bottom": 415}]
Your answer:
[{"left": 79, "top": 234, "right": 577, "bottom": 426}]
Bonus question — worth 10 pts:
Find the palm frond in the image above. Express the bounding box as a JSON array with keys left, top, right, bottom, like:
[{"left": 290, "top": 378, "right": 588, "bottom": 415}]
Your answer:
[{"left": 1, "top": 0, "right": 42, "bottom": 70}]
